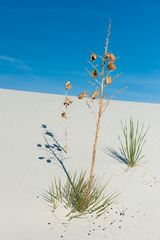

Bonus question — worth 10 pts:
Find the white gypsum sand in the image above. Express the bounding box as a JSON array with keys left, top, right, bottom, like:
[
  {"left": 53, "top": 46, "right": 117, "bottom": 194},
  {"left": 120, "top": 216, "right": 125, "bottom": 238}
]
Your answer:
[{"left": 0, "top": 88, "right": 160, "bottom": 239}]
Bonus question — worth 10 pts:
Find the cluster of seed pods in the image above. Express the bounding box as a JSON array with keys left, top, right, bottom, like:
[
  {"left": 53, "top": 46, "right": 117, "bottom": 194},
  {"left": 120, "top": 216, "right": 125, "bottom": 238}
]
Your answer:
[{"left": 78, "top": 51, "right": 116, "bottom": 100}]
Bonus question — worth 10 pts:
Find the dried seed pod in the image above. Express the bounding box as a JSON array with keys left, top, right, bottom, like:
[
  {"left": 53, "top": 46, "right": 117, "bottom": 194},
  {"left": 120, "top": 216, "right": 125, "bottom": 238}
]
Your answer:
[
  {"left": 61, "top": 112, "right": 67, "bottom": 119},
  {"left": 78, "top": 92, "right": 87, "bottom": 100},
  {"left": 90, "top": 53, "right": 97, "bottom": 61},
  {"left": 91, "top": 69, "right": 98, "bottom": 79},
  {"left": 107, "top": 61, "right": 116, "bottom": 71},
  {"left": 63, "top": 101, "right": 69, "bottom": 107},
  {"left": 104, "top": 52, "right": 110, "bottom": 59},
  {"left": 109, "top": 53, "right": 116, "bottom": 62},
  {"left": 65, "top": 81, "right": 72, "bottom": 90},
  {"left": 91, "top": 90, "right": 99, "bottom": 99},
  {"left": 63, "top": 97, "right": 72, "bottom": 106},
  {"left": 105, "top": 76, "right": 112, "bottom": 85},
  {"left": 67, "top": 97, "right": 73, "bottom": 104}
]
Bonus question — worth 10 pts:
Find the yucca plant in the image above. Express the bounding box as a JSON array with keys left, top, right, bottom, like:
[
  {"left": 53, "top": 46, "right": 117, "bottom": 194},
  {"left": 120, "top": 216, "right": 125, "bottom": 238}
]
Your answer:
[
  {"left": 38, "top": 125, "right": 117, "bottom": 220},
  {"left": 38, "top": 22, "right": 121, "bottom": 220},
  {"left": 44, "top": 171, "right": 117, "bottom": 220},
  {"left": 118, "top": 118, "right": 149, "bottom": 167}
]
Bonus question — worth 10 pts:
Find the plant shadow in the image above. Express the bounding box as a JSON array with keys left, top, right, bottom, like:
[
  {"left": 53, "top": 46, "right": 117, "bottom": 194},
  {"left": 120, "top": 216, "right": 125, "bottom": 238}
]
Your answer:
[
  {"left": 37, "top": 123, "right": 67, "bottom": 164},
  {"left": 104, "top": 147, "right": 128, "bottom": 165}
]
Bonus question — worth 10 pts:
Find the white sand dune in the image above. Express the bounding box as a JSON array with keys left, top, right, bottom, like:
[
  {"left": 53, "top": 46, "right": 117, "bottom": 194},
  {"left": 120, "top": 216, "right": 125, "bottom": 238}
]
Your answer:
[{"left": 0, "top": 88, "right": 160, "bottom": 239}]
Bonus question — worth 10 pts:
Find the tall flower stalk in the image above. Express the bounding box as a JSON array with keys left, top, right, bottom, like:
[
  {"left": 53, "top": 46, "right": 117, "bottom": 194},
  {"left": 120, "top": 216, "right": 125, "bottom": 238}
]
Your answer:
[
  {"left": 78, "top": 21, "right": 125, "bottom": 193},
  {"left": 61, "top": 81, "right": 72, "bottom": 152}
]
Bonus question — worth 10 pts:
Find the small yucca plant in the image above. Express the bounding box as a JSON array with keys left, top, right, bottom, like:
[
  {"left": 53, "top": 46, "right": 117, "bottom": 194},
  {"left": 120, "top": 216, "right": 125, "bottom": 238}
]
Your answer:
[
  {"left": 118, "top": 118, "right": 149, "bottom": 167},
  {"left": 44, "top": 171, "right": 117, "bottom": 220}
]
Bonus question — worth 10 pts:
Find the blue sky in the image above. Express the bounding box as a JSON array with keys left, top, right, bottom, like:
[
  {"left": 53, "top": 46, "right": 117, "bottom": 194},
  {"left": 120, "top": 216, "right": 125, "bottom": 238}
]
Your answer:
[{"left": 0, "top": 0, "right": 160, "bottom": 103}]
